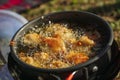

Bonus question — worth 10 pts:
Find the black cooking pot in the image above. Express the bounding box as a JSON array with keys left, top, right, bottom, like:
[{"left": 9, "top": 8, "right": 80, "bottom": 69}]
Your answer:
[{"left": 8, "top": 11, "right": 113, "bottom": 80}]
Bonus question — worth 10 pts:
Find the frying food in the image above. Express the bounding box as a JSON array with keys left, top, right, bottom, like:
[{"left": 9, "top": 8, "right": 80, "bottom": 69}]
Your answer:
[{"left": 12, "top": 23, "right": 100, "bottom": 69}]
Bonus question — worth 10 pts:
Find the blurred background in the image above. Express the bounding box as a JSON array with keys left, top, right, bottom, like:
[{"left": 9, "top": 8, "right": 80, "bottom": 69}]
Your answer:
[{"left": 0, "top": 0, "right": 120, "bottom": 80}]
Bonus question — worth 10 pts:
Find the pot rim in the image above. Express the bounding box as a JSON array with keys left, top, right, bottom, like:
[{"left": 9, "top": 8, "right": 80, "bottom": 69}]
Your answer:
[{"left": 9, "top": 11, "right": 113, "bottom": 73}]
